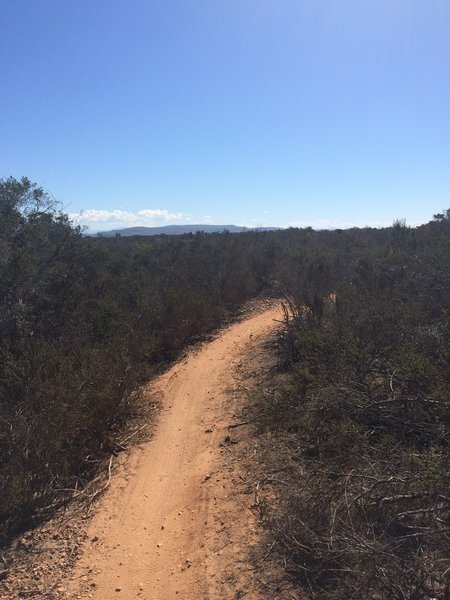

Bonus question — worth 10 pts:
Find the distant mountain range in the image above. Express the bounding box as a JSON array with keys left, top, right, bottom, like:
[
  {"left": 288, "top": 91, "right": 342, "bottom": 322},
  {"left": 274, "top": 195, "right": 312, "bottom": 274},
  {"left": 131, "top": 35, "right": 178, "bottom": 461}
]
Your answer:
[{"left": 91, "top": 224, "right": 283, "bottom": 237}]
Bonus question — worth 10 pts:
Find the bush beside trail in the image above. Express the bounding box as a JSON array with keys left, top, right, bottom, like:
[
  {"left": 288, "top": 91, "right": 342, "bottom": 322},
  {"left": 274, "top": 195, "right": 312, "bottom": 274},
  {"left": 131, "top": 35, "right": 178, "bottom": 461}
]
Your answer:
[
  {"left": 0, "top": 177, "right": 274, "bottom": 542},
  {"left": 252, "top": 216, "right": 450, "bottom": 599}
]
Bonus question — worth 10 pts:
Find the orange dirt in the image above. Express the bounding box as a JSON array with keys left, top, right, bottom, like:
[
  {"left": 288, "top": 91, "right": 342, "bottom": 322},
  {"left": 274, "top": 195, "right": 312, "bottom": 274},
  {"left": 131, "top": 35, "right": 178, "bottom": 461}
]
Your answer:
[{"left": 67, "top": 303, "right": 282, "bottom": 600}]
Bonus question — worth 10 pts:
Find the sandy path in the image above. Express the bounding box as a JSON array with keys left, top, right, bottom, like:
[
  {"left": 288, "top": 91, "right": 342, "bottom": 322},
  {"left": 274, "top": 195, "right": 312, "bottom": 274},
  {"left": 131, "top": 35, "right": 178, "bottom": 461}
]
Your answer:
[{"left": 68, "top": 303, "right": 281, "bottom": 600}]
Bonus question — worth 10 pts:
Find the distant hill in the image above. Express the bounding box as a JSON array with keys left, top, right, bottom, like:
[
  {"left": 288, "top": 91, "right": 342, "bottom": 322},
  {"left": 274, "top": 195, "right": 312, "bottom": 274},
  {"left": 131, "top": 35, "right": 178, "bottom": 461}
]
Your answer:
[{"left": 91, "top": 224, "right": 283, "bottom": 237}]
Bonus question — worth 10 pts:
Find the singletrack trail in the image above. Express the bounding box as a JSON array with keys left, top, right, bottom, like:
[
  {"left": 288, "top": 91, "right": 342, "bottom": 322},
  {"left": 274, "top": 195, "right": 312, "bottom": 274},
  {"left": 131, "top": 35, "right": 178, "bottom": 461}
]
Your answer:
[{"left": 69, "top": 303, "right": 282, "bottom": 600}]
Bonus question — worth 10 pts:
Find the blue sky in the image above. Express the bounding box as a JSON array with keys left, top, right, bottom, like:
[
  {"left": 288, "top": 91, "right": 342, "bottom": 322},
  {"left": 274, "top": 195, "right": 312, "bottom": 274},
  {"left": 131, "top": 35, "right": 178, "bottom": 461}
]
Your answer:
[{"left": 1, "top": 1, "right": 449, "bottom": 231}]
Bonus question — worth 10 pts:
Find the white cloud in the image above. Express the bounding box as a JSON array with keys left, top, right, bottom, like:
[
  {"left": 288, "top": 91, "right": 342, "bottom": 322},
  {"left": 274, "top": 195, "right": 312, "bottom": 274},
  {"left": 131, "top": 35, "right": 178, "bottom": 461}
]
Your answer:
[
  {"left": 137, "top": 209, "right": 182, "bottom": 220},
  {"left": 69, "top": 208, "right": 184, "bottom": 231}
]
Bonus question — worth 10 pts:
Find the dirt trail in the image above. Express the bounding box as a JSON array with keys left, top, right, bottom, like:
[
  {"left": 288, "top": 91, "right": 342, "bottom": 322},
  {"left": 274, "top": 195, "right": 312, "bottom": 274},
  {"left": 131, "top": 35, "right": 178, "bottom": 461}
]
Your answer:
[{"left": 68, "top": 303, "right": 282, "bottom": 600}]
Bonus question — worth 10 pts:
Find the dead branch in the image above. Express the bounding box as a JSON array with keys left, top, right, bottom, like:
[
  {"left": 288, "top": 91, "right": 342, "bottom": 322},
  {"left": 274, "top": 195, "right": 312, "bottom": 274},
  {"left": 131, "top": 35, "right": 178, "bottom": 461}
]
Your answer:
[
  {"left": 228, "top": 420, "right": 251, "bottom": 429},
  {"left": 119, "top": 423, "right": 148, "bottom": 446},
  {"left": 89, "top": 456, "right": 113, "bottom": 507}
]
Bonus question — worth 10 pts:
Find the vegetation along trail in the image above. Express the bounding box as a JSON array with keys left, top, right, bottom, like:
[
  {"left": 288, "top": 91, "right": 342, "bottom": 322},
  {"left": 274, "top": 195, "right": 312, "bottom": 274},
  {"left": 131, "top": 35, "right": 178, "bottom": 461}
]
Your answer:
[{"left": 68, "top": 302, "right": 282, "bottom": 600}]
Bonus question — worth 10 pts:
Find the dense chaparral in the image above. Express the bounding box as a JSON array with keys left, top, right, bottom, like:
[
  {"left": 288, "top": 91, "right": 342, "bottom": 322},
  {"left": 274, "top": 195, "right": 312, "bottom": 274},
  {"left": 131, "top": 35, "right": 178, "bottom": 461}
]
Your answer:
[{"left": 0, "top": 177, "right": 449, "bottom": 599}]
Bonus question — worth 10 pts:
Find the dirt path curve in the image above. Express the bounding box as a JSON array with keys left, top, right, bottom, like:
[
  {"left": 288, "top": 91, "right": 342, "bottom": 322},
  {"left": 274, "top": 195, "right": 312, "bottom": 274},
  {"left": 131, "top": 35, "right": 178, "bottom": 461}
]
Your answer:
[{"left": 68, "top": 303, "right": 282, "bottom": 600}]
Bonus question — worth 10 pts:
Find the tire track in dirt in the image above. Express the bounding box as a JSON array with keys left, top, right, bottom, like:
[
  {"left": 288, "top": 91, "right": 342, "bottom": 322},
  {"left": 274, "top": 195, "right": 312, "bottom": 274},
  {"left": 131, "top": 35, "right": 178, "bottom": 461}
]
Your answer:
[{"left": 68, "top": 303, "right": 282, "bottom": 600}]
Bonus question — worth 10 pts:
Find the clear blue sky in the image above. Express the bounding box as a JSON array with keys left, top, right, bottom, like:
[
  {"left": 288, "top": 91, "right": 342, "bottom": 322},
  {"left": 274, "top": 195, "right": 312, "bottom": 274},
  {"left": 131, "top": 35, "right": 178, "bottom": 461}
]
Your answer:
[{"left": 1, "top": 1, "right": 449, "bottom": 231}]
